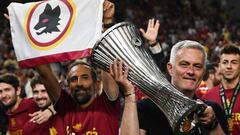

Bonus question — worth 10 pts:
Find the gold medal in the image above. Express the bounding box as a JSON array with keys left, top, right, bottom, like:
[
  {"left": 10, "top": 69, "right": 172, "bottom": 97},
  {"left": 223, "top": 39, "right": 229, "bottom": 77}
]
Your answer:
[{"left": 228, "top": 118, "right": 233, "bottom": 131}]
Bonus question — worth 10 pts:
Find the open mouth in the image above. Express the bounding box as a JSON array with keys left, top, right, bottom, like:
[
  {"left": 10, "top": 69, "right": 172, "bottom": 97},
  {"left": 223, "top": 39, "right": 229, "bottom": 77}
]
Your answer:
[{"left": 2, "top": 98, "right": 10, "bottom": 104}]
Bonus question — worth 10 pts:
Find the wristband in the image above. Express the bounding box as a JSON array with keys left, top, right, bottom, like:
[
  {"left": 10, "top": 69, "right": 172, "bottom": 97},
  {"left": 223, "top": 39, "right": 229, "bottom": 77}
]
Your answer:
[
  {"left": 47, "top": 108, "right": 54, "bottom": 116},
  {"left": 149, "top": 41, "right": 158, "bottom": 47},
  {"left": 124, "top": 92, "right": 135, "bottom": 97},
  {"left": 125, "top": 92, "right": 137, "bottom": 103}
]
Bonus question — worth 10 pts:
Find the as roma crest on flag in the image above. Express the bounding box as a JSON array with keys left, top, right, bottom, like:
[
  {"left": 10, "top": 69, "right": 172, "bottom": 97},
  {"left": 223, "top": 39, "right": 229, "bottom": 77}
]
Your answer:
[
  {"left": 8, "top": 0, "right": 103, "bottom": 68},
  {"left": 26, "top": 1, "right": 75, "bottom": 50}
]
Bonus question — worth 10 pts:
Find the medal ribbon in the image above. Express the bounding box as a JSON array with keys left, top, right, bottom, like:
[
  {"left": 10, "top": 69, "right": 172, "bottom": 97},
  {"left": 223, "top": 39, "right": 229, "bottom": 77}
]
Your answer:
[{"left": 220, "top": 82, "right": 240, "bottom": 118}]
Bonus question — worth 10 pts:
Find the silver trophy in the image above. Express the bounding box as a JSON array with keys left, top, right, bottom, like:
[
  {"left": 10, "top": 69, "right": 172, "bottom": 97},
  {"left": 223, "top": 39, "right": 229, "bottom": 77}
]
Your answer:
[{"left": 91, "top": 22, "right": 205, "bottom": 134}]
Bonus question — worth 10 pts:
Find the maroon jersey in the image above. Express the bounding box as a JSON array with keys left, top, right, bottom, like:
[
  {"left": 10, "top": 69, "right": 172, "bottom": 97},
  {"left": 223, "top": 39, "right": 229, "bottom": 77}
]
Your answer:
[
  {"left": 23, "top": 114, "right": 65, "bottom": 135},
  {"left": 7, "top": 98, "right": 38, "bottom": 135},
  {"left": 55, "top": 90, "right": 121, "bottom": 135},
  {"left": 203, "top": 84, "right": 240, "bottom": 135}
]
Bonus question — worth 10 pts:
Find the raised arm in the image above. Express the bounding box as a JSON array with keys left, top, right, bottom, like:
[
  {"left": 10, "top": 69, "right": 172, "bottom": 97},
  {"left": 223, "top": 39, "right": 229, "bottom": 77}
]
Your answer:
[
  {"left": 35, "top": 64, "right": 61, "bottom": 105},
  {"left": 99, "top": 0, "right": 119, "bottom": 100},
  {"left": 140, "top": 18, "right": 160, "bottom": 46},
  {"left": 110, "top": 59, "right": 140, "bottom": 135},
  {"left": 29, "top": 104, "right": 56, "bottom": 124},
  {"left": 102, "top": 70, "right": 119, "bottom": 101},
  {"left": 140, "top": 19, "right": 165, "bottom": 70},
  {"left": 103, "top": 0, "right": 115, "bottom": 31}
]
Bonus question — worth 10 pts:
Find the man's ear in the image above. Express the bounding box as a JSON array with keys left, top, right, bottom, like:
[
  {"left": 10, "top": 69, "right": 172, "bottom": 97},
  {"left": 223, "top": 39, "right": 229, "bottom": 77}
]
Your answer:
[
  {"left": 209, "top": 73, "right": 215, "bottom": 81},
  {"left": 167, "top": 62, "right": 173, "bottom": 76},
  {"left": 94, "top": 80, "right": 103, "bottom": 95},
  {"left": 16, "top": 87, "right": 22, "bottom": 96}
]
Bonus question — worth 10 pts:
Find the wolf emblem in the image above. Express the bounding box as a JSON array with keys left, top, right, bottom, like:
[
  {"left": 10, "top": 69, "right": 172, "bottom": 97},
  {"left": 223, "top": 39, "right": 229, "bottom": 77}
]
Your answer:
[{"left": 34, "top": 3, "right": 61, "bottom": 35}]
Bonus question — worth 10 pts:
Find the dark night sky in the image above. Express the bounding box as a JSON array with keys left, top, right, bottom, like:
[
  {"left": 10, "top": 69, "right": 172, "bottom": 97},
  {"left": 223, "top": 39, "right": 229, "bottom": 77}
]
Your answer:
[{"left": 0, "top": 0, "right": 38, "bottom": 16}]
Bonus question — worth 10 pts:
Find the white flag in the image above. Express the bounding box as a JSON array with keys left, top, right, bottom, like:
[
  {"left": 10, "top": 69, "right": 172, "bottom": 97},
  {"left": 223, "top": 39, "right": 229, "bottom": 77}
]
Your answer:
[{"left": 8, "top": 0, "right": 103, "bottom": 68}]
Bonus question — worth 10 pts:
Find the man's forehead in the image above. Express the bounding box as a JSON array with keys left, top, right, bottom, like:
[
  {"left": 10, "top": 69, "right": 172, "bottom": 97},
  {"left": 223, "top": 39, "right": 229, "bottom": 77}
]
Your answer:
[
  {"left": 176, "top": 49, "right": 204, "bottom": 63},
  {"left": 221, "top": 54, "right": 240, "bottom": 60},
  {"left": 69, "top": 64, "right": 92, "bottom": 76},
  {"left": 177, "top": 48, "right": 204, "bottom": 58},
  {"left": 33, "top": 84, "right": 45, "bottom": 90},
  {"left": 0, "top": 83, "right": 15, "bottom": 92},
  {"left": 0, "top": 82, "right": 13, "bottom": 88}
]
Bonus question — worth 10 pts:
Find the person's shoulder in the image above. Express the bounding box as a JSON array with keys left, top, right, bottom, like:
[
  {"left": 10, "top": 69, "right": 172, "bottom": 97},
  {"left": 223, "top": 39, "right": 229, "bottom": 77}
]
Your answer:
[
  {"left": 13, "top": 98, "right": 38, "bottom": 113},
  {"left": 208, "top": 85, "right": 220, "bottom": 93},
  {"left": 22, "top": 98, "right": 36, "bottom": 105},
  {"left": 137, "top": 98, "right": 160, "bottom": 112}
]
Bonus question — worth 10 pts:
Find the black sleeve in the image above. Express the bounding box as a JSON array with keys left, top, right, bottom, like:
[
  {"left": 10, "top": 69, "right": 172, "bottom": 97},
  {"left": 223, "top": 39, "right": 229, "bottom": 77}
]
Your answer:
[
  {"left": 151, "top": 49, "right": 164, "bottom": 66},
  {"left": 137, "top": 99, "right": 173, "bottom": 135},
  {"left": 137, "top": 99, "right": 152, "bottom": 130},
  {"left": 149, "top": 48, "right": 169, "bottom": 74},
  {"left": 204, "top": 100, "right": 229, "bottom": 134}
]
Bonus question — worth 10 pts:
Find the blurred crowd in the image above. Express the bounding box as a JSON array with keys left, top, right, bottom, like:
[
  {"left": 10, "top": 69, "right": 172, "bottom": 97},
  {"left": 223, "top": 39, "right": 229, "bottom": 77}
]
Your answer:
[{"left": 116, "top": 0, "right": 240, "bottom": 62}]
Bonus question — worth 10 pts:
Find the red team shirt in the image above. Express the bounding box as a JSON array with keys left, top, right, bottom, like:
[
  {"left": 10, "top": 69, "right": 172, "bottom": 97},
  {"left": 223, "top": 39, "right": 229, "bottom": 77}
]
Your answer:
[
  {"left": 7, "top": 98, "right": 38, "bottom": 135},
  {"left": 55, "top": 90, "right": 121, "bottom": 135},
  {"left": 23, "top": 113, "right": 65, "bottom": 135},
  {"left": 203, "top": 84, "right": 240, "bottom": 135}
]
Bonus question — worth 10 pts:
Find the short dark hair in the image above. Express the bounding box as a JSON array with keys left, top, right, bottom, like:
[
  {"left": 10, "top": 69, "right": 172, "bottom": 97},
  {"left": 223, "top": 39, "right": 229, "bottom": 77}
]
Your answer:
[
  {"left": 67, "top": 61, "right": 98, "bottom": 83},
  {"left": 30, "top": 76, "right": 44, "bottom": 89},
  {"left": 220, "top": 44, "right": 240, "bottom": 55},
  {"left": 0, "top": 73, "right": 20, "bottom": 89}
]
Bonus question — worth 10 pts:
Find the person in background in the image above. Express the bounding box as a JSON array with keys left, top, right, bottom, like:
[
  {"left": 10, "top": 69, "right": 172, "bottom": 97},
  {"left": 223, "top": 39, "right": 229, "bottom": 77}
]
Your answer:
[
  {"left": 111, "top": 39, "right": 228, "bottom": 135},
  {"left": 23, "top": 76, "right": 65, "bottom": 135},
  {"left": 0, "top": 73, "right": 52, "bottom": 135},
  {"left": 140, "top": 19, "right": 166, "bottom": 73},
  {"left": 36, "top": 60, "right": 121, "bottom": 135},
  {"left": 203, "top": 44, "right": 240, "bottom": 135}
]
